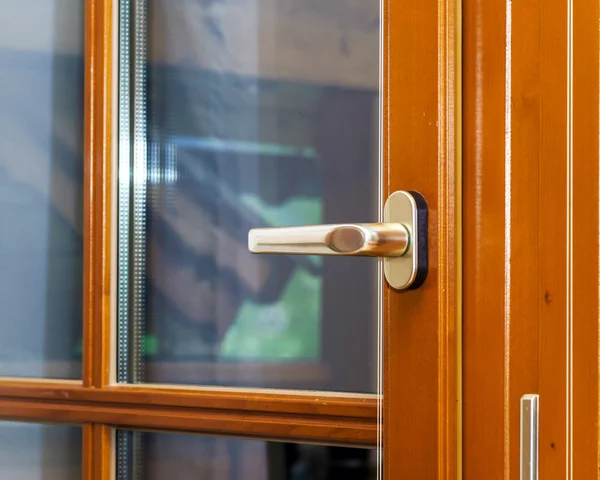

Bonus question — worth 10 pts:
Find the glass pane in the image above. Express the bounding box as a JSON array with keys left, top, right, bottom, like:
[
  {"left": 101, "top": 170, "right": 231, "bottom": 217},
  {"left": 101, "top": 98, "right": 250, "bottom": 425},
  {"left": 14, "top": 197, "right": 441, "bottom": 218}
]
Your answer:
[
  {"left": 117, "top": 0, "right": 380, "bottom": 392},
  {"left": 117, "top": 430, "right": 375, "bottom": 480},
  {"left": 0, "top": 1, "right": 84, "bottom": 378},
  {"left": 0, "top": 422, "right": 81, "bottom": 479}
]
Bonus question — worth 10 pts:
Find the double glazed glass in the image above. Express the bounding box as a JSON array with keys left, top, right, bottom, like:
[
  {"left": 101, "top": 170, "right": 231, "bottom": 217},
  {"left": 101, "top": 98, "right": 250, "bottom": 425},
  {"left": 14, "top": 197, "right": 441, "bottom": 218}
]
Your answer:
[
  {"left": 0, "top": 422, "right": 82, "bottom": 479},
  {"left": 117, "top": 0, "right": 382, "bottom": 478},
  {"left": 118, "top": 429, "right": 375, "bottom": 480},
  {"left": 117, "top": 0, "right": 382, "bottom": 394},
  {"left": 0, "top": 1, "right": 84, "bottom": 378}
]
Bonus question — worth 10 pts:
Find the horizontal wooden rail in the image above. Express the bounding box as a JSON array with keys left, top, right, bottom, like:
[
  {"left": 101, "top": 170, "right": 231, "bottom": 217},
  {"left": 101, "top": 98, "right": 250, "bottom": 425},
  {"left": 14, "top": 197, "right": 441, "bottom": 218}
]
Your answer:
[{"left": 0, "top": 380, "right": 379, "bottom": 447}]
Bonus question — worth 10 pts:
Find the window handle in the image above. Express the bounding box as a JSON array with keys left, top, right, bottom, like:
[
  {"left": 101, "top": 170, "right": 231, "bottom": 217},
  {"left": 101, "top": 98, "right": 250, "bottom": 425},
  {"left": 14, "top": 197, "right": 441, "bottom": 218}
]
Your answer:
[
  {"left": 248, "top": 190, "right": 428, "bottom": 290},
  {"left": 249, "top": 223, "right": 409, "bottom": 257}
]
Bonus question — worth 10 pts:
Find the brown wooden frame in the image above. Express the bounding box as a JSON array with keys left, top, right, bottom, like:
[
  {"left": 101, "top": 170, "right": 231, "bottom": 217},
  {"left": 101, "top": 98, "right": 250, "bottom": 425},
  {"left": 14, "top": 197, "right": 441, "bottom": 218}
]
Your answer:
[
  {"left": 384, "top": 0, "right": 461, "bottom": 478},
  {"left": 572, "top": 2, "right": 600, "bottom": 478},
  {"left": 0, "top": 0, "right": 460, "bottom": 478},
  {"left": 0, "top": 0, "right": 381, "bottom": 475},
  {"left": 0, "top": 381, "right": 377, "bottom": 447},
  {"left": 462, "top": 0, "right": 600, "bottom": 477}
]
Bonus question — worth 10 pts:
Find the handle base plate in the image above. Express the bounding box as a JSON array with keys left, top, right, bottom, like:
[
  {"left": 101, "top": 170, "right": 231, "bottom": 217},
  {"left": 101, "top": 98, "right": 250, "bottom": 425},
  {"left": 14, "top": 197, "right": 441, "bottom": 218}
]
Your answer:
[{"left": 383, "top": 191, "right": 428, "bottom": 290}]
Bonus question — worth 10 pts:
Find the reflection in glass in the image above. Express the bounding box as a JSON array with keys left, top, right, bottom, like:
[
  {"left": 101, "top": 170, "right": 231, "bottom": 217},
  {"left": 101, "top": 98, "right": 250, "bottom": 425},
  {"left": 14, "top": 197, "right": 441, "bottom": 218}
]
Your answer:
[
  {"left": 0, "top": 422, "right": 81, "bottom": 479},
  {"left": 118, "top": 430, "right": 375, "bottom": 480},
  {"left": 118, "top": 0, "right": 380, "bottom": 392},
  {"left": 0, "top": 1, "right": 84, "bottom": 378}
]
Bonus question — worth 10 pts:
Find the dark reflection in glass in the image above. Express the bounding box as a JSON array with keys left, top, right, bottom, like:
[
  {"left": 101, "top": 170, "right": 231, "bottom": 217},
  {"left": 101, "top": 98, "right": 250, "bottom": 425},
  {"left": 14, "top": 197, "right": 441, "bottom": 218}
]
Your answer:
[
  {"left": 119, "top": 0, "right": 380, "bottom": 392},
  {"left": 0, "top": 1, "right": 84, "bottom": 378},
  {"left": 119, "top": 430, "right": 376, "bottom": 480},
  {"left": 0, "top": 422, "right": 82, "bottom": 479}
]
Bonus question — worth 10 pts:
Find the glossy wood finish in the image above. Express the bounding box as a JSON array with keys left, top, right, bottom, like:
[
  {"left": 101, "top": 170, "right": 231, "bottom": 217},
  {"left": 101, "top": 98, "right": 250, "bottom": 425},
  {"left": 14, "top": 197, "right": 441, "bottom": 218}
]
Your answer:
[
  {"left": 83, "top": 424, "right": 112, "bottom": 480},
  {"left": 0, "top": 0, "right": 462, "bottom": 476},
  {"left": 84, "top": 0, "right": 114, "bottom": 477},
  {"left": 83, "top": 424, "right": 92, "bottom": 479},
  {"left": 384, "top": 0, "right": 460, "bottom": 478},
  {"left": 92, "top": 425, "right": 113, "bottom": 479},
  {"left": 84, "top": 424, "right": 112, "bottom": 480},
  {"left": 0, "top": 381, "right": 377, "bottom": 447},
  {"left": 0, "top": 380, "right": 376, "bottom": 419},
  {"left": 83, "top": 0, "right": 113, "bottom": 390},
  {"left": 463, "top": 0, "right": 572, "bottom": 477},
  {"left": 572, "top": 2, "right": 600, "bottom": 478},
  {"left": 539, "top": 2, "right": 569, "bottom": 477},
  {"left": 463, "top": 0, "right": 538, "bottom": 477}
]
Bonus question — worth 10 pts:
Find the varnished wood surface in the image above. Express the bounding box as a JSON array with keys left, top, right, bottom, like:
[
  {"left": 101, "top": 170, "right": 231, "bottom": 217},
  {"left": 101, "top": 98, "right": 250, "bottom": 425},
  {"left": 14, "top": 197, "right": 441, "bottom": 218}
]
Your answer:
[
  {"left": 0, "top": 381, "right": 377, "bottom": 447},
  {"left": 92, "top": 425, "right": 113, "bottom": 480},
  {"left": 85, "top": 424, "right": 113, "bottom": 480},
  {"left": 384, "top": 0, "right": 460, "bottom": 478},
  {"left": 463, "top": 0, "right": 539, "bottom": 477},
  {"left": 83, "top": 0, "right": 113, "bottom": 390},
  {"left": 539, "top": 1, "right": 569, "bottom": 477},
  {"left": 0, "top": 398, "right": 374, "bottom": 447},
  {"left": 84, "top": 0, "right": 114, "bottom": 477},
  {"left": 463, "top": 0, "right": 571, "bottom": 478},
  {"left": 0, "top": 0, "right": 462, "bottom": 476},
  {"left": 572, "top": 2, "right": 600, "bottom": 478},
  {"left": 0, "top": 380, "right": 376, "bottom": 419},
  {"left": 83, "top": 424, "right": 94, "bottom": 480}
]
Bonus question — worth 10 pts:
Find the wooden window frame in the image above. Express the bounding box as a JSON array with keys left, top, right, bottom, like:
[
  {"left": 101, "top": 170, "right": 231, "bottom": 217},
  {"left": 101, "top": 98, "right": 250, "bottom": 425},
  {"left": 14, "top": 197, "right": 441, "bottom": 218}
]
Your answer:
[
  {"left": 0, "top": 1, "right": 379, "bottom": 478},
  {"left": 0, "top": 0, "right": 462, "bottom": 478}
]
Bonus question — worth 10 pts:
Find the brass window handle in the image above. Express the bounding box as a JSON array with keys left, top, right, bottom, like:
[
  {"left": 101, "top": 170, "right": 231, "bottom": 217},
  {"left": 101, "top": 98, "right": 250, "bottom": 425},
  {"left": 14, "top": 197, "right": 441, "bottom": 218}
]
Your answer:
[
  {"left": 249, "top": 223, "right": 409, "bottom": 257},
  {"left": 247, "top": 190, "right": 428, "bottom": 290}
]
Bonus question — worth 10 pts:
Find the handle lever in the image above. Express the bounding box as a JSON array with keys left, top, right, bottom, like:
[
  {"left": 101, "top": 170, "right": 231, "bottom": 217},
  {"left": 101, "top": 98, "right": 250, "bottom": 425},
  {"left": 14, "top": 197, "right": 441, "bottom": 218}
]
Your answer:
[
  {"left": 247, "top": 190, "right": 428, "bottom": 290},
  {"left": 249, "top": 223, "right": 409, "bottom": 257}
]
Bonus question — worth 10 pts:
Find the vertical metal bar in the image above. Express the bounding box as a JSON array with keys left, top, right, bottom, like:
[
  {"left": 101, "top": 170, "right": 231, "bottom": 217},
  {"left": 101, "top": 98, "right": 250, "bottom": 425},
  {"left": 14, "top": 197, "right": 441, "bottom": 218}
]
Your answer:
[
  {"left": 130, "top": 0, "right": 148, "bottom": 477},
  {"left": 117, "top": 430, "right": 133, "bottom": 480},
  {"left": 520, "top": 394, "right": 539, "bottom": 480},
  {"left": 116, "top": 0, "right": 132, "bottom": 477},
  {"left": 117, "top": 0, "right": 131, "bottom": 389},
  {"left": 131, "top": 0, "right": 147, "bottom": 387},
  {"left": 117, "top": 0, "right": 149, "bottom": 475}
]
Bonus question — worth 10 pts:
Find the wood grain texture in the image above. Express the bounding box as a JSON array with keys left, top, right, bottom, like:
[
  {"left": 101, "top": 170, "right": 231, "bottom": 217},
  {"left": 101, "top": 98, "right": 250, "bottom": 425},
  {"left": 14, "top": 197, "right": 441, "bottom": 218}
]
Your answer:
[
  {"left": 384, "top": 0, "right": 460, "bottom": 477},
  {"left": 0, "top": 0, "right": 461, "bottom": 475},
  {"left": 83, "top": 0, "right": 114, "bottom": 476},
  {"left": 0, "top": 423, "right": 82, "bottom": 479},
  {"left": 92, "top": 424, "right": 113, "bottom": 480},
  {"left": 83, "top": 424, "right": 112, "bottom": 480},
  {"left": 83, "top": 424, "right": 93, "bottom": 480},
  {"left": 0, "top": 380, "right": 377, "bottom": 447},
  {"left": 83, "top": 0, "right": 113, "bottom": 389},
  {"left": 0, "top": 403, "right": 375, "bottom": 448},
  {"left": 572, "top": 1, "right": 600, "bottom": 478},
  {"left": 463, "top": 0, "right": 570, "bottom": 478},
  {"left": 0, "top": 380, "right": 376, "bottom": 418},
  {"left": 539, "top": 0, "right": 569, "bottom": 477},
  {"left": 463, "top": 0, "right": 540, "bottom": 477}
]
